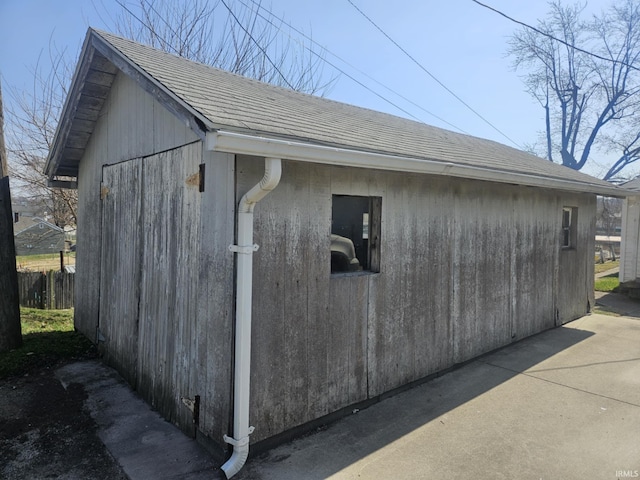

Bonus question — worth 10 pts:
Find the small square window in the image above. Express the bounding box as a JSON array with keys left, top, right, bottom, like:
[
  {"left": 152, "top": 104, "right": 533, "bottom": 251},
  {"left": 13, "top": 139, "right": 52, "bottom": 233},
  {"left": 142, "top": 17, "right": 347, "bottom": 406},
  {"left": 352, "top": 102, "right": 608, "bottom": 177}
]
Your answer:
[
  {"left": 331, "top": 195, "right": 381, "bottom": 273},
  {"left": 562, "top": 207, "right": 577, "bottom": 249}
]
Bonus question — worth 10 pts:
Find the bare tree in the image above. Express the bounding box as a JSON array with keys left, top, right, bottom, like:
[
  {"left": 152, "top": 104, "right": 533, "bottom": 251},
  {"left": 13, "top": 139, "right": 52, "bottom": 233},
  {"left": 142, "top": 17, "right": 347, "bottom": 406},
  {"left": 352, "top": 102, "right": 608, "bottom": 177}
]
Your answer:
[
  {"left": 0, "top": 82, "right": 22, "bottom": 352},
  {"left": 509, "top": 0, "right": 640, "bottom": 180},
  {"left": 5, "top": 42, "right": 78, "bottom": 228},
  {"left": 103, "top": 0, "right": 333, "bottom": 95},
  {"left": 5, "top": 1, "right": 332, "bottom": 229}
]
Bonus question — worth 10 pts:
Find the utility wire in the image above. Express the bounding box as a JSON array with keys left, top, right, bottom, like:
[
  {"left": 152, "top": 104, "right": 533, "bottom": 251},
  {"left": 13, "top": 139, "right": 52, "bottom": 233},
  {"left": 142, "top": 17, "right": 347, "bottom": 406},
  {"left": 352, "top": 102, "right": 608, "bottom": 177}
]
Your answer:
[
  {"left": 241, "top": 0, "right": 469, "bottom": 133},
  {"left": 471, "top": 0, "right": 640, "bottom": 73},
  {"left": 347, "top": 0, "right": 521, "bottom": 148},
  {"left": 220, "top": 0, "right": 296, "bottom": 90},
  {"left": 114, "top": 0, "right": 178, "bottom": 55}
]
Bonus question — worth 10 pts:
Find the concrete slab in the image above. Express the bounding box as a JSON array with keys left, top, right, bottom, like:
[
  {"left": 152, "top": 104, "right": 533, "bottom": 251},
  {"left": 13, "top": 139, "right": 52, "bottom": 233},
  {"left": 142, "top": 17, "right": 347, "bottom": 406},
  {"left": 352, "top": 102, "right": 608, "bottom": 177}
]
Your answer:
[
  {"left": 53, "top": 312, "right": 640, "bottom": 480},
  {"left": 56, "top": 361, "right": 221, "bottom": 480},
  {"left": 236, "top": 314, "right": 640, "bottom": 480}
]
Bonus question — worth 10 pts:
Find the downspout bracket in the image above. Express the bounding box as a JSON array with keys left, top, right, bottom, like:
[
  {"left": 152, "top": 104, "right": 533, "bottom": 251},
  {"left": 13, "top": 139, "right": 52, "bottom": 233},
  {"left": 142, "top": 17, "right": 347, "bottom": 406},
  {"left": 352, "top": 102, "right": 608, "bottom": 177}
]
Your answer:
[
  {"left": 223, "top": 426, "right": 255, "bottom": 447},
  {"left": 229, "top": 244, "right": 259, "bottom": 254}
]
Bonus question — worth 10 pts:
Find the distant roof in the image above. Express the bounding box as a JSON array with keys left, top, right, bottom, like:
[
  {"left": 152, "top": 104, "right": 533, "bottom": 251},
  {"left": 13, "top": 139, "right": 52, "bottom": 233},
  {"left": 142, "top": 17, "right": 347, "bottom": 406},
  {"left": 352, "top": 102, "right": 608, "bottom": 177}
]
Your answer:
[
  {"left": 46, "top": 28, "right": 629, "bottom": 197},
  {"left": 622, "top": 177, "right": 640, "bottom": 191},
  {"left": 14, "top": 217, "right": 64, "bottom": 235},
  {"left": 595, "top": 235, "right": 621, "bottom": 243}
]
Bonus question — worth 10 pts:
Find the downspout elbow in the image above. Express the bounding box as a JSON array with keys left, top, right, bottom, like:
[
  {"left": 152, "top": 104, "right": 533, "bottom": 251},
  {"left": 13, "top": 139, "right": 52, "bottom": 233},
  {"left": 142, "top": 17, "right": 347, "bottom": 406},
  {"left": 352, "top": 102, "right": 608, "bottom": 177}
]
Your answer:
[
  {"left": 220, "top": 436, "right": 250, "bottom": 479},
  {"left": 239, "top": 157, "right": 282, "bottom": 213}
]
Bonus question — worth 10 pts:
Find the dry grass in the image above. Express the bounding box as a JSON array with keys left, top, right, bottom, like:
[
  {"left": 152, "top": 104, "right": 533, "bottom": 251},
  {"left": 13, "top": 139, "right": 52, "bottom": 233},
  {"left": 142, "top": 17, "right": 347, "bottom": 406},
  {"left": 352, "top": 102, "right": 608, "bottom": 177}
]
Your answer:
[
  {"left": 16, "top": 252, "right": 76, "bottom": 272},
  {"left": 594, "top": 259, "right": 619, "bottom": 275}
]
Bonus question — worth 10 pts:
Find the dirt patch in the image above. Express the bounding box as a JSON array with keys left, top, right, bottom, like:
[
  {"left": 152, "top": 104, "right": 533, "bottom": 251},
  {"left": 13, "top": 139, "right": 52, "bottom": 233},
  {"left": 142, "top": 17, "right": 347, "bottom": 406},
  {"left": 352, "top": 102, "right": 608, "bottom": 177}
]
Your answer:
[{"left": 0, "top": 365, "right": 127, "bottom": 480}]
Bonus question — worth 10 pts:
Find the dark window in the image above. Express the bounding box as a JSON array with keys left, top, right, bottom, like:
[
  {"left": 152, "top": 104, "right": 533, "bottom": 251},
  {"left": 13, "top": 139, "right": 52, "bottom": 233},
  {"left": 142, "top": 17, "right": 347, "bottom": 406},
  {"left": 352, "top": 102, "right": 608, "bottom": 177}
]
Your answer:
[
  {"left": 562, "top": 207, "right": 577, "bottom": 248},
  {"left": 331, "top": 195, "right": 381, "bottom": 274}
]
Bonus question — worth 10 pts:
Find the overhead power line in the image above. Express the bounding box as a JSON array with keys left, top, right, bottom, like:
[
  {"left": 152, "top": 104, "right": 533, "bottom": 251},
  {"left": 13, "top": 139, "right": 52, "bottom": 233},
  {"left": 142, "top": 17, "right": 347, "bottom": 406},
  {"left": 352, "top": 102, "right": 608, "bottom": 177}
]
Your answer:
[
  {"left": 220, "top": 0, "right": 296, "bottom": 90},
  {"left": 114, "top": 0, "right": 178, "bottom": 55},
  {"left": 241, "top": 0, "right": 469, "bottom": 133},
  {"left": 471, "top": 0, "right": 640, "bottom": 73},
  {"left": 346, "top": 0, "right": 521, "bottom": 148}
]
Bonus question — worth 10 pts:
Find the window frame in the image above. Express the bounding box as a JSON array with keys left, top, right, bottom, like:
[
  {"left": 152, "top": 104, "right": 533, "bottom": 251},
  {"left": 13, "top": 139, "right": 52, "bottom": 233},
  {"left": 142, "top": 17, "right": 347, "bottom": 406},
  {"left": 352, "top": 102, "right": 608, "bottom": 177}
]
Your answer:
[
  {"left": 561, "top": 206, "right": 578, "bottom": 249},
  {"left": 330, "top": 195, "right": 381, "bottom": 275}
]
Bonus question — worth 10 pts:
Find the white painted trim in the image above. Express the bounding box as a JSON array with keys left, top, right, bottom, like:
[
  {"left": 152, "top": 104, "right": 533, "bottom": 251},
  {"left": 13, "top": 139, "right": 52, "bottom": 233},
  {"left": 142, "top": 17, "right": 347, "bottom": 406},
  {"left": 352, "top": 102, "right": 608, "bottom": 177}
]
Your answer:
[{"left": 206, "top": 130, "right": 630, "bottom": 197}]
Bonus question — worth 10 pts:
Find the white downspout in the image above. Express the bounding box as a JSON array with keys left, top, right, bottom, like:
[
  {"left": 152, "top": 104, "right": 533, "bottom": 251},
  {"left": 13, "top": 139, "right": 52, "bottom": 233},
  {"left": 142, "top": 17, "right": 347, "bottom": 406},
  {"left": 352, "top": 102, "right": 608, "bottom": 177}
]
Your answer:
[{"left": 221, "top": 157, "right": 282, "bottom": 479}]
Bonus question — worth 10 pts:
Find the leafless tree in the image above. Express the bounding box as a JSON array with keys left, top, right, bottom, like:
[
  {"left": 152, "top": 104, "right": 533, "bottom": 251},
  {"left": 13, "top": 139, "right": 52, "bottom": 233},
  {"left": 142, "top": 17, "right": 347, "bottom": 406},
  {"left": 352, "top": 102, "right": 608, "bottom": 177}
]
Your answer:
[
  {"left": 509, "top": 0, "right": 640, "bottom": 180},
  {"left": 5, "top": 1, "right": 333, "bottom": 229},
  {"left": 0, "top": 83, "right": 22, "bottom": 352},
  {"left": 5, "top": 41, "right": 78, "bottom": 228},
  {"left": 102, "top": 0, "right": 333, "bottom": 94}
]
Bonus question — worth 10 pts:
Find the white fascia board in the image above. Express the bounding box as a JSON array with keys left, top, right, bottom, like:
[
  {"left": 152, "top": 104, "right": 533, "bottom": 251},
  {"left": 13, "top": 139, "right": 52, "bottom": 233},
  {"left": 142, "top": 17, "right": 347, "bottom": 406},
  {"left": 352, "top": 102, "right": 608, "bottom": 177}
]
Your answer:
[{"left": 206, "top": 130, "right": 629, "bottom": 197}]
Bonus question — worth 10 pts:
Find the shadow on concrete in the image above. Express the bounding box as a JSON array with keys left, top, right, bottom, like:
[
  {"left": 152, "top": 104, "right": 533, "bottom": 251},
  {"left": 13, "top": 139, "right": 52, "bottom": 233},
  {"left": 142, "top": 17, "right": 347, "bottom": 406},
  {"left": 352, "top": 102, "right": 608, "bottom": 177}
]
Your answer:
[
  {"left": 237, "top": 324, "right": 596, "bottom": 479},
  {"left": 595, "top": 291, "right": 640, "bottom": 317}
]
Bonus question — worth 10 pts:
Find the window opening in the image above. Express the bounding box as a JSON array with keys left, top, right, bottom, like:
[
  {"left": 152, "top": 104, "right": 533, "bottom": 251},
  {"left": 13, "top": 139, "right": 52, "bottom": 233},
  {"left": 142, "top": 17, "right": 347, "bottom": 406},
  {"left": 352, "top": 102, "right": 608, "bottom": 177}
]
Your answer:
[
  {"left": 331, "top": 195, "right": 381, "bottom": 273},
  {"left": 562, "top": 207, "right": 577, "bottom": 249}
]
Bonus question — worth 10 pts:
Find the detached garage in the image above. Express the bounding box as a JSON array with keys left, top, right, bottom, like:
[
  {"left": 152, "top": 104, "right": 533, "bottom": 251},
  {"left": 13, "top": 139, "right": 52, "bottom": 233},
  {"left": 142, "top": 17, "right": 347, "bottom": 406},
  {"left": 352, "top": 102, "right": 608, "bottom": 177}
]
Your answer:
[{"left": 45, "top": 29, "right": 626, "bottom": 478}]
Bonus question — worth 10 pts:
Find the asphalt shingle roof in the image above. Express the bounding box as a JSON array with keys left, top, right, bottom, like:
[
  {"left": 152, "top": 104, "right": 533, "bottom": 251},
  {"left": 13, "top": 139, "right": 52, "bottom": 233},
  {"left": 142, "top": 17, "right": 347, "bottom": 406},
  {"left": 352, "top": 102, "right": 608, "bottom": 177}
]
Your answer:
[{"left": 47, "top": 28, "right": 627, "bottom": 195}]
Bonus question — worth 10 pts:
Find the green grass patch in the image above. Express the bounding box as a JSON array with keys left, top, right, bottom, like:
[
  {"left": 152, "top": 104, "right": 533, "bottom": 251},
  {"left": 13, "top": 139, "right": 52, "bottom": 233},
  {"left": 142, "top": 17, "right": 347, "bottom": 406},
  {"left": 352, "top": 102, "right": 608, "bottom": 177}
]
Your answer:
[
  {"left": 0, "top": 308, "right": 96, "bottom": 379},
  {"left": 594, "top": 273, "right": 620, "bottom": 292}
]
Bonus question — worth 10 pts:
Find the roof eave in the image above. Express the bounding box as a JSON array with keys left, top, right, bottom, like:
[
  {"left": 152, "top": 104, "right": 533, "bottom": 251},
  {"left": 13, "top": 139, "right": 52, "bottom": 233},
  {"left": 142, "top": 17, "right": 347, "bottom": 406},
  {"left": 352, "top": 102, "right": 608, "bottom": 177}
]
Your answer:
[
  {"left": 45, "top": 29, "right": 215, "bottom": 181},
  {"left": 44, "top": 30, "right": 97, "bottom": 179},
  {"left": 206, "top": 130, "right": 631, "bottom": 198}
]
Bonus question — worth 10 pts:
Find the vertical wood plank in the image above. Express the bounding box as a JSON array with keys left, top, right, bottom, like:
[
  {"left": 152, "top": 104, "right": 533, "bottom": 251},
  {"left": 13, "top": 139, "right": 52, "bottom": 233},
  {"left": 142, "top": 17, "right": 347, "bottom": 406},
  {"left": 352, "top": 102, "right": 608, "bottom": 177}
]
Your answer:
[
  {"left": 197, "top": 150, "right": 235, "bottom": 449},
  {"left": 305, "top": 163, "right": 331, "bottom": 420},
  {"left": 282, "top": 163, "right": 310, "bottom": 429},
  {"left": 99, "top": 158, "right": 143, "bottom": 386}
]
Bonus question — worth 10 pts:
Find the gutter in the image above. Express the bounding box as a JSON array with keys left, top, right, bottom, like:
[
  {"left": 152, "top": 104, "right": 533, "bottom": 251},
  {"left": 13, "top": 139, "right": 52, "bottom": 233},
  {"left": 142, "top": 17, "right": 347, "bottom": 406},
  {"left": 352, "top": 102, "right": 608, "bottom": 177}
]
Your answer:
[
  {"left": 221, "top": 157, "right": 282, "bottom": 479},
  {"left": 206, "top": 130, "right": 629, "bottom": 198}
]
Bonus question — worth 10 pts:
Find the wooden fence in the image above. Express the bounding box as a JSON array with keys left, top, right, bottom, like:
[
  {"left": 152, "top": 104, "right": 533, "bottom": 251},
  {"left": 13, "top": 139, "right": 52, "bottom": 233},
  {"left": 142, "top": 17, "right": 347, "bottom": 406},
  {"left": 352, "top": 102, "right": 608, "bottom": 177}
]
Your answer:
[{"left": 17, "top": 271, "right": 75, "bottom": 309}]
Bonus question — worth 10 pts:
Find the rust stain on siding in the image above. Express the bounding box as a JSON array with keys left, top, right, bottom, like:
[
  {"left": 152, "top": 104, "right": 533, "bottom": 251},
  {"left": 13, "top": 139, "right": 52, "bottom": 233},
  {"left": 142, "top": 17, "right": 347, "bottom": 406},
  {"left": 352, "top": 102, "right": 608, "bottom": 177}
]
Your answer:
[{"left": 185, "top": 171, "right": 200, "bottom": 188}]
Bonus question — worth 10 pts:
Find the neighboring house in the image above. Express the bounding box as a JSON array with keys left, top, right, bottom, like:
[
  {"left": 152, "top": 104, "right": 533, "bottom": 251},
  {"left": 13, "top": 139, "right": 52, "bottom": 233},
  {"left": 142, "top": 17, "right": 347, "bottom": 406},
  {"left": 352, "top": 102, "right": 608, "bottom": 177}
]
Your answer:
[
  {"left": 45, "top": 29, "right": 628, "bottom": 477},
  {"left": 13, "top": 216, "right": 65, "bottom": 256},
  {"left": 11, "top": 197, "right": 40, "bottom": 223},
  {"left": 620, "top": 178, "right": 640, "bottom": 284}
]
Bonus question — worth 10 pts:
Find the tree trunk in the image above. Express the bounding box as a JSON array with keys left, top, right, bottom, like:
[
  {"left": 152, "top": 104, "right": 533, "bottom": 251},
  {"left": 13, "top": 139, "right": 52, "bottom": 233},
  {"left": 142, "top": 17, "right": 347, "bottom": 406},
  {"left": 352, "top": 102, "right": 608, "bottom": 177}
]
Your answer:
[{"left": 0, "top": 83, "right": 22, "bottom": 352}]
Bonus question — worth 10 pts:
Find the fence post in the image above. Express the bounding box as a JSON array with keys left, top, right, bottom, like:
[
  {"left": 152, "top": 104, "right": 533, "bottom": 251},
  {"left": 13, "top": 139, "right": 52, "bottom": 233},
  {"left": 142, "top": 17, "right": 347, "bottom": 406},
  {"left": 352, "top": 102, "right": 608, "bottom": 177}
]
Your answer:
[
  {"left": 46, "top": 271, "right": 54, "bottom": 309},
  {"left": 39, "top": 273, "right": 45, "bottom": 309}
]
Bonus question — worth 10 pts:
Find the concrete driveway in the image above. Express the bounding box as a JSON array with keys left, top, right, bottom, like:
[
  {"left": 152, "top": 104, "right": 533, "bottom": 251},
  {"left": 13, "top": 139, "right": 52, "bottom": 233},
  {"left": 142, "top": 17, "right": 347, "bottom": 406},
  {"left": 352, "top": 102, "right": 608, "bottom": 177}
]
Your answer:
[
  {"left": 51, "top": 305, "right": 640, "bottom": 480},
  {"left": 236, "top": 312, "right": 640, "bottom": 480}
]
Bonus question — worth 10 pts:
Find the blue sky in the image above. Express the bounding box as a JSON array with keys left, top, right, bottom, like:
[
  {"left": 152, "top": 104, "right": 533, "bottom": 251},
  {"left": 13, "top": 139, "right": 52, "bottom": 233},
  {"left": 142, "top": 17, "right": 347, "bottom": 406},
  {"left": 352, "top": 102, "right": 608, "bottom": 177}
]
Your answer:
[{"left": 0, "top": 0, "right": 617, "bottom": 177}]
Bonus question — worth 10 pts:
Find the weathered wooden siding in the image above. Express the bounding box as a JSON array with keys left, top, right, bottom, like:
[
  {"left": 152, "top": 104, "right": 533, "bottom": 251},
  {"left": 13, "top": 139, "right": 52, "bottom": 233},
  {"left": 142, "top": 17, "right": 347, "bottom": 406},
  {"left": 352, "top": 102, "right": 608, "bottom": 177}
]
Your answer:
[
  {"left": 75, "top": 69, "right": 235, "bottom": 455},
  {"left": 620, "top": 195, "right": 640, "bottom": 283},
  {"left": 98, "top": 144, "right": 235, "bottom": 454},
  {"left": 134, "top": 144, "right": 202, "bottom": 431},
  {"left": 75, "top": 71, "right": 198, "bottom": 340},
  {"left": 100, "top": 159, "right": 142, "bottom": 386},
  {"left": 242, "top": 157, "right": 595, "bottom": 443},
  {"left": 557, "top": 193, "right": 596, "bottom": 323},
  {"left": 196, "top": 150, "right": 235, "bottom": 453},
  {"left": 510, "top": 192, "right": 557, "bottom": 339}
]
